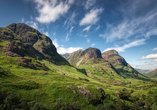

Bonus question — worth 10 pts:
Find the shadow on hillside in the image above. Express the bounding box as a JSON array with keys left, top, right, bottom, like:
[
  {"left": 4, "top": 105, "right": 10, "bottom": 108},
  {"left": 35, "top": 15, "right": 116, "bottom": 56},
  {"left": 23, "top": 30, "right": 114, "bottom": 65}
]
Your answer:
[{"left": 77, "top": 68, "right": 87, "bottom": 76}]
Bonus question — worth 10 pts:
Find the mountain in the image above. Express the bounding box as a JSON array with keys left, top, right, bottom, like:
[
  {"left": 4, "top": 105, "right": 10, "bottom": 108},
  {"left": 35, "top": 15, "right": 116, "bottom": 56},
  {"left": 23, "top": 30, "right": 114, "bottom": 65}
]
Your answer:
[
  {"left": 64, "top": 48, "right": 149, "bottom": 83},
  {"left": 0, "top": 23, "right": 69, "bottom": 65},
  {"left": 135, "top": 68, "right": 151, "bottom": 75},
  {"left": 146, "top": 68, "right": 157, "bottom": 78},
  {"left": 0, "top": 23, "right": 155, "bottom": 110},
  {"left": 101, "top": 50, "right": 148, "bottom": 80}
]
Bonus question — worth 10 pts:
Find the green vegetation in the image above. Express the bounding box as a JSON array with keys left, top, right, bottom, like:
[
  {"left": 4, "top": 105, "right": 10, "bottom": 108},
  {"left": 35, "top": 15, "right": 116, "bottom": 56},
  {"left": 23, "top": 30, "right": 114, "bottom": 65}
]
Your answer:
[
  {"left": 147, "top": 68, "right": 157, "bottom": 78},
  {"left": 0, "top": 23, "right": 157, "bottom": 109}
]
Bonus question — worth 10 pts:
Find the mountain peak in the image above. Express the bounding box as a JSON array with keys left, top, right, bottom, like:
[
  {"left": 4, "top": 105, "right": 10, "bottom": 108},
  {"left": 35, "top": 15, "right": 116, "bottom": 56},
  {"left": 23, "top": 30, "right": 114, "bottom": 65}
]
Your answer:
[
  {"left": 0, "top": 23, "right": 69, "bottom": 65},
  {"left": 102, "top": 49, "right": 127, "bottom": 66},
  {"left": 83, "top": 47, "right": 102, "bottom": 59},
  {"left": 103, "top": 49, "right": 118, "bottom": 55}
]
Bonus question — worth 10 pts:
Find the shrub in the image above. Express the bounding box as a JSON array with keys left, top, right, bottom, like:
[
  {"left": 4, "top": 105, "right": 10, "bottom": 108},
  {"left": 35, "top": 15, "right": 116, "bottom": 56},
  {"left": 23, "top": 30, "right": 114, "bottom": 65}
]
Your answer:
[
  {"left": 155, "top": 95, "right": 157, "bottom": 104},
  {"left": 96, "top": 103, "right": 112, "bottom": 110},
  {"left": 142, "top": 94, "right": 146, "bottom": 100},
  {"left": 0, "top": 91, "right": 48, "bottom": 110}
]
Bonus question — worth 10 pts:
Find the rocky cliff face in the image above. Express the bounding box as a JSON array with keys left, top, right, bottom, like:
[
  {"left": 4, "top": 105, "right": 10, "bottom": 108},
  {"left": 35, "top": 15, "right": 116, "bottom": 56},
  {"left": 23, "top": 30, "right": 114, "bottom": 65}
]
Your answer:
[
  {"left": 0, "top": 23, "right": 69, "bottom": 65},
  {"left": 102, "top": 50, "right": 127, "bottom": 66},
  {"left": 102, "top": 50, "right": 145, "bottom": 79},
  {"left": 84, "top": 48, "right": 102, "bottom": 59},
  {"left": 64, "top": 47, "right": 105, "bottom": 66}
]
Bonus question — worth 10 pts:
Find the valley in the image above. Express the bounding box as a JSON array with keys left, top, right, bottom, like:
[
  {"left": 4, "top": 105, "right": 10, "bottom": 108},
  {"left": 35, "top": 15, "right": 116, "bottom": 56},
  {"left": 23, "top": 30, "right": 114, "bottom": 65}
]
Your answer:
[{"left": 0, "top": 23, "right": 157, "bottom": 110}]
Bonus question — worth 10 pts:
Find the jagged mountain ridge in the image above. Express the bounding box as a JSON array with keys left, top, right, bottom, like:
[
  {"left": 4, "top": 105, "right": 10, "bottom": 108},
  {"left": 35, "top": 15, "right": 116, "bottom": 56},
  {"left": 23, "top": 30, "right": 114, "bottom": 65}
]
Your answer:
[
  {"left": 63, "top": 48, "right": 148, "bottom": 81},
  {"left": 0, "top": 23, "right": 69, "bottom": 65},
  {"left": 102, "top": 50, "right": 147, "bottom": 79}
]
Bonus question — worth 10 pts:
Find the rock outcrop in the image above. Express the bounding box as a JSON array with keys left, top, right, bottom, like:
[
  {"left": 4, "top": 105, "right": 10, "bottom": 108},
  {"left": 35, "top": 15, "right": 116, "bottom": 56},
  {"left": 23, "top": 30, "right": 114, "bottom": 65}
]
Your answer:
[{"left": 0, "top": 23, "right": 69, "bottom": 65}]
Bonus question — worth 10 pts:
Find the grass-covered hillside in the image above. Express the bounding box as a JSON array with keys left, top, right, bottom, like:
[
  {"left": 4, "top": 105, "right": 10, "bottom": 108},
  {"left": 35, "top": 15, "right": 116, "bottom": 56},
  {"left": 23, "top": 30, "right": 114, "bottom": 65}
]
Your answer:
[
  {"left": 102, "top": 50, "right": 148, "bottom": 80},
  {"left": 0, "top": 23, "right": 157, "bottom": 110},
  {"left": 147, "top": 68, "right": 157, "bottom": 78}
]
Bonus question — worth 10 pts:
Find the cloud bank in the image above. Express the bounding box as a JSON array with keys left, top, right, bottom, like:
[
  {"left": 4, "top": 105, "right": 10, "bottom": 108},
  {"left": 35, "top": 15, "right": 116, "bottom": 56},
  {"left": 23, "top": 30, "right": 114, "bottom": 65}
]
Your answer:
[{"left": 52, "top": 39, "right": 82, "bottom": 54}]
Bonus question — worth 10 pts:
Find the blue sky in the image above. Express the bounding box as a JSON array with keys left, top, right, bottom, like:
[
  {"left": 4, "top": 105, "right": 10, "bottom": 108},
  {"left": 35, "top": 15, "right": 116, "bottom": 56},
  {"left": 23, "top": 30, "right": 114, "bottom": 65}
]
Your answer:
[{"left": 1, "top": 0, "right": 157, "bottom": 70}]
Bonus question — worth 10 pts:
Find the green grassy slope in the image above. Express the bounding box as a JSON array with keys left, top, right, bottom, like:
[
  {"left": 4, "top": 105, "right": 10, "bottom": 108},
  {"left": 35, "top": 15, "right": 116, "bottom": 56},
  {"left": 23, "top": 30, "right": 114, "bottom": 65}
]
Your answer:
[
  {"left": 102, "top": 50, "right": 149, "bottom": 81},
  {"left": 147, "top": 68, "right": 157, "bottom": 78},
  {"left": 0, "top": 23, "right": 157, "bottom": 110}
]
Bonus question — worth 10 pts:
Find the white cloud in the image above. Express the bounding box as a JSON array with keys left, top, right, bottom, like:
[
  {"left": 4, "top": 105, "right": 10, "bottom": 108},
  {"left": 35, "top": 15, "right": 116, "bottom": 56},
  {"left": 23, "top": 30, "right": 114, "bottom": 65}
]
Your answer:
[
  {"left": 95, "top": 25, "right": 100, "bottom": 30},
  {"left": 83, "top": 25, "right": 91, "bottom": 31},
  {"left": 131, "top": 62, "right": 157, "bottom": 70},
  {"left": 153, "top": 47, "right": 157, "bottom": 51},
  {"left": 103, "top": 39, "right": 146, "bottom": 52},
  {"left": 35, "top": 0, "right": 74, "bottom": 23},
  {"left": 140, "top": 53, "right": 157, "bottom": 60},
  {"left": 53, "top": 39, "right": 59, "bottom": 48},
  {"left": 52, "top": 39, "right": 82, "bottom": 54},
  {"left": 153, "top": 59, "right": 157, "bottom": 62},
  {"left": 85, "top": 0, "right": 96, "bottom": 10},
  {"left": 25, "top": 21, "right": 38, "bottom": 29},
  {"left": 43, "top": 31, "right": 49, "bottom": 36},
  {"left": 91, "top": 43, "right": 95, "bottom": 47},
  {"left": 79, "top": 8, "right": 103, "bottom": 26},
  {"left": 58, "top": 47, "right": 82, "bottom": 54}
]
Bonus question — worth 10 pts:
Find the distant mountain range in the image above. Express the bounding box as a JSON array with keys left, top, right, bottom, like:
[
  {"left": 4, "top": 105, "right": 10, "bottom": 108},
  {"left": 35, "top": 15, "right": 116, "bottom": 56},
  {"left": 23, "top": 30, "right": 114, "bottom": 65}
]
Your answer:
[{"left": 135, "top": 68, "right": 152, "bottom": 76}]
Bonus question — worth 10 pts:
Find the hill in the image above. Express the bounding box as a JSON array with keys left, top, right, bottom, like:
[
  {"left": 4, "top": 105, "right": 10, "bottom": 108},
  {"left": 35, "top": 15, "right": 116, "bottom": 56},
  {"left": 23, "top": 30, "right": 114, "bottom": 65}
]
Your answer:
[
  {"left": 146, "top": 68, "right": 157, "bottom": 78},
  {"left": 0, "top": 23, "right": 69, "bottom": 65},
  {"left": 135, "top": 68, "right": 151, "bottom": 76},
  {"left": 63, "top": 48, "right": 149, "bottom": 85},
  {"left": 102, "top": 50, "right": 148, "bottom": 80},
  {"left": 0, "top": 23, "right": 156, "bottom": 110}
]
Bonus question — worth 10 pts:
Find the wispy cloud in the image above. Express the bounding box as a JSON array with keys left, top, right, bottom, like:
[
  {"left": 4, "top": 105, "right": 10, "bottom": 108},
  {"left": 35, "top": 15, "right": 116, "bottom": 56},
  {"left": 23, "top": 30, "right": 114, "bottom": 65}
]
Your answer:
[
  {"left": 21, "top": 18, "right": 38, "bottom": 29},
  {"left": 100, "top": 0, "right": 157, "bottom": 43},
  {"left": 64, "top": 12, "right": 77, "bottom": 28},
  {"left": 91, "top": 43, "right": 95, "bottom": 47},
  {"left": 79, "top": 8, "right": 103, "bottom": 26},
  {"left": 65, "top": 26, "right": 74, "bottom": 41},
  {"left": 86, "top": 38, "right": 90, "bottom": 43},
  {"left": 103, "top": 39, "right": 146, "bottom": 52},
  {"left": 34, "top": 0, "right": 74, "bottom": 23},
  {"left": 153, "top": 47, "right": 157, "bottom": 51},
  {"left": 53, "top": 32, "right": 56, "bottom": 36},
  {"left": 95, "top": 25, "right": 100, "bottom": 30},
  {"left": 43, "top": 31, "right": 49, "bottom": 36},
  {"left": 21, "top": 18, "right": 25, "bottom": 23},
  {"left": 65, "top": 33, "right": 70, "bottom": 41},
  {"left": 85, "top": 0, "right": 96, "bottom": 10},
  {"left": 83, "top": 25, "right": 91, "bottom": 31}
]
